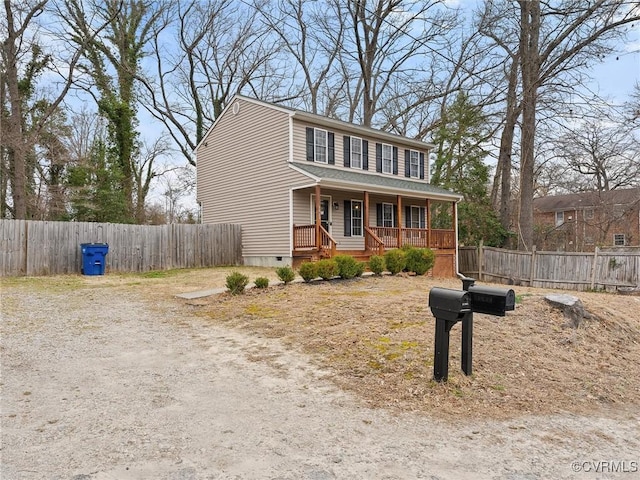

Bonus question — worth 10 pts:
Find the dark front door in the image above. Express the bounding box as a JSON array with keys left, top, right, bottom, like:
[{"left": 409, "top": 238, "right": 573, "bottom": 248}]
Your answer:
[{"left": 314, "top": 198, "right": 331, "bottom": 233}]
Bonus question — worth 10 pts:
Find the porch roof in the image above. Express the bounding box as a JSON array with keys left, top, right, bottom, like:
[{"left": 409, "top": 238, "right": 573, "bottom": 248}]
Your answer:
[{"left": 290, "top": 163, "right": 462, "bottom": 201}]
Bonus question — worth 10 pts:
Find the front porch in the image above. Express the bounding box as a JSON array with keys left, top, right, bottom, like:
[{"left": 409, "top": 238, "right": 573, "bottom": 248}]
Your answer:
[{"left": 292, "top": 185, "right": 457, "bottom": 275}]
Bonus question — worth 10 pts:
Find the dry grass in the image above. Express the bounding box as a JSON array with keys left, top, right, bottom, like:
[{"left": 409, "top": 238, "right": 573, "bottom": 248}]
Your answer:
[
  {"left": 5, "top": 267, "right": 639, "bottom": 420},
  {"left": 181, "top": 273, "right": 640, "bottom": 419}
]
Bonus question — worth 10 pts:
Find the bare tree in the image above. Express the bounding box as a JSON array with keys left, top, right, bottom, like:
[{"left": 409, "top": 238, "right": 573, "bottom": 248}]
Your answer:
[
  {"left": 137, "top": 0, "right": 280, "bottom": 167},
  {"left": 343, "top": 0, "right": 459, "bottom": 127},
  {"left": 254, "top": 0, "right": 345, "bottom": 116},
  {"left": 1, "top": 0, "right": 92, "bottom": 219},
  {"left": 550, "top": 119, "right": 640, "bottom": 192}
]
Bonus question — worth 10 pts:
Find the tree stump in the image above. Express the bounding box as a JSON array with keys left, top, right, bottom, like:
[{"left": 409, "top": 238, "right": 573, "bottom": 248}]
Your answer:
[{"left": 544, "top": 294, "right": 596, "bottom": 329}]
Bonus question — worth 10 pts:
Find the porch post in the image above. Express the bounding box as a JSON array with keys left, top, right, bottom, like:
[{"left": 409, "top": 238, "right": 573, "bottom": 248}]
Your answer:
[
  {"left": 397, "top": 195, "right": 403, "bottom": 248},
  {"left": 315, "top": 184, "right": 321, "bottom": 250},
  {"left": 364, "top": 191, "right": 370, "bottom": 228},
  {"left": 426, "top": 198, "right": 431, "bottom": 248},
  {"left": 452, "top": 201, "right": 457, "bottom": 249}
]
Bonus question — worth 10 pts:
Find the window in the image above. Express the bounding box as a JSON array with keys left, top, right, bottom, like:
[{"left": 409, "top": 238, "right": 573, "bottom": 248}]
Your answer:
[
  {"left": 555, "top": 211, "right": 564, "bottom": 226},
  {"left": 614, "top": 234, "right": 625, "bottom": 246},
  {"left": 409, "top": 206, "right": 421, "bottom": 228},
  {"left": 315, "top": 129, "right": 327, "bottom": 164},
  {"left": 382, "top": 203, "right": 395, "bottom": 227},
  {"left": 584, "top": 208, "right": 594, "bottom": 220},
  {"left": 351, "top": 137, "right": 362, "bottom": 169},
  {"left": 306, "top": 127, "right": 334, "bottom": 164},
  {"left": 351, "top": 200, "right": 363, "bottom": 236},
  {"left": 382, "top": 144, "right": 393, "bottom": 174},
  {"left": 410, "top": 151, "right": 419, "bottom": 178}
]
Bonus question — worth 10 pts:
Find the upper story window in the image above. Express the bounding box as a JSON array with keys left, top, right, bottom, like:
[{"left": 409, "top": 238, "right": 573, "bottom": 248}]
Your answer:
[
  {"left": 315, "top": 129, "right": 327, "bottom": 164},
  {"left": 306, "top": 127, "right": 335, "bottom": 164},
  {"left": 410, "top": 150, "right": 419, "bottom": 178},
  {"left": 555, "top": 211, "right": 564, "bottom": 226},
  {"left": 614, "top": 234, "right": 625, "bottom": 246},
  {"left": 351, "top": 137, "right": 362, "bottom": 169},
  {"left": 584, "top": 208, "right": 594, "bottom": 220},
  {"left": 382, "top": 144, "right": 393, "bottom": 174}
]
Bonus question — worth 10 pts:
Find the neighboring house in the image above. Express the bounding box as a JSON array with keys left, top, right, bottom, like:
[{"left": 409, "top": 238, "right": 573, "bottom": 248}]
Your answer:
[
  {"left": 533, "top": 188, "right": 640, "bottom": 251},
  {"left": 196, "top": 95, "right": 462, "bottom": 276}
]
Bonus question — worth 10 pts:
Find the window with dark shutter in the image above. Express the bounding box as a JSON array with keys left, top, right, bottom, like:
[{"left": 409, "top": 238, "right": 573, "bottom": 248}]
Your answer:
[
  {"left": 376, "top": 203, "right": 383, "bottom": 226},
  {"left": 343, "top": 136, "right": 351, "bottom": 167},
  {"left": 306, "top": 128, "right": 314, "bottom": 161},
  {"left": 392, "top": 147, "right": 398, "bottom": 175},
  {"left": 376, "top": 143, "right": 382, "bottom": 173},
  {"left": 363, "top": 140, "right": 369, "bottom": 170},
  {"left": 328, "top": 132, "right": 335, "bottom": 164},
  {"left": 404, "top": 150, "right": 411, "bottom": 178},
  {"left": 420, "top": 152, "right": 425, "bottom": 179}
]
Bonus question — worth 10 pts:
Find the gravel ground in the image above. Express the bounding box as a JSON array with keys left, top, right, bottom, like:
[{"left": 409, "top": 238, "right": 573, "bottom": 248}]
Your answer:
[{"left": 1, "top": 276, "right": 639, "bottom": 480}]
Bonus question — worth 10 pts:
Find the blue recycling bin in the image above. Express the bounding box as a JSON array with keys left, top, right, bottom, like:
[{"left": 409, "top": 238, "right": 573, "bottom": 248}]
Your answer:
[{"left": 80, "top": 243, "right": 109, "bottom": 275}]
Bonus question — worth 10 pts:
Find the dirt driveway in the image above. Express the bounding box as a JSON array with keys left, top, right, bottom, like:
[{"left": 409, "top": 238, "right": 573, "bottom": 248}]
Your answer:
[{"left": 1, "top": 269, "right": 639, "bottom": 479}]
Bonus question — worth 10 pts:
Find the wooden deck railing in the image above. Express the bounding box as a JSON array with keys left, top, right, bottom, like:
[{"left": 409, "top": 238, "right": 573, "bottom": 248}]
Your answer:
[
  {"left": 364, "top": 226, "right": 384, "bottom": 256},
  {"left": 295, "top": 224, "right": 455, "bottom": 254},
  {"left": 293, "top": 224, "right": 316, "bottom": 249},
  {"left": 293, "top": 224, "right": 337, "bottom": 256}
]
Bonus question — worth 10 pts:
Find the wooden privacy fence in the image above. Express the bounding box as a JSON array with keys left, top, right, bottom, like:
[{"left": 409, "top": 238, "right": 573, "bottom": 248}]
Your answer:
[
  {"left": 459, "top": 245, "right": 639, "bottom": 291},
  {"left": 0, "top": 220, "right": 242, "bottom": 276}
]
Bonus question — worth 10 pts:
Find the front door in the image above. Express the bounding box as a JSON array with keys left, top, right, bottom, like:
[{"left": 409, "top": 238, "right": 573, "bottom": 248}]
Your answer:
[{"left": 312, "top": 195, "right": 332, "bottom": 233}]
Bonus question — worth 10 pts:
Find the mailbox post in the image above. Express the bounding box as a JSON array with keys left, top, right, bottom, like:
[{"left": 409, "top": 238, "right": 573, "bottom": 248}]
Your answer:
[
  {"left": 428, "top": 287, "right": 472, "bottom": 382},
  {"left": 428, "top": 278, "right": 516, "bottom": 382}
]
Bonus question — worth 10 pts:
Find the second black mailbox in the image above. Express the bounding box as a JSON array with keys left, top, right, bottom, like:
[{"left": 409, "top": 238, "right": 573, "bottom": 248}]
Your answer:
[{"left": 466, "top": 285, "right": 515, "bottom": 316}]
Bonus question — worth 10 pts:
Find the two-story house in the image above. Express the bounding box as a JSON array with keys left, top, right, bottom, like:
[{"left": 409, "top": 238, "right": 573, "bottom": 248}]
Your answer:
[
  {"left": 196, "top": 95, "right": 462, "bottom": 276},
  {"left": 533, "top": 188, "right": 640, "bottom": 251}
]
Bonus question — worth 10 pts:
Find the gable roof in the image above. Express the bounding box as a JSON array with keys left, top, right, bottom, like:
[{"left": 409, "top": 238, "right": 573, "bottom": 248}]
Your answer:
[
  {"left": 533, "top": 188, "right": 640, "bottom": 212},
  {"left": 290, "top": 163, "right": 461, "bottom": 201},
  {"left": 198, "top": 94, "right": 436, "bottom": 152}
]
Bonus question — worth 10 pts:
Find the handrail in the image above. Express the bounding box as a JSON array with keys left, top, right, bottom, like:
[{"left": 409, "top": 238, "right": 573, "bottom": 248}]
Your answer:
[
  {"left": 319, "top": 225, "right": 338, "bottom": 256},
  {"left": 364, "top": 226, "right": 384, "bottom": 256}
]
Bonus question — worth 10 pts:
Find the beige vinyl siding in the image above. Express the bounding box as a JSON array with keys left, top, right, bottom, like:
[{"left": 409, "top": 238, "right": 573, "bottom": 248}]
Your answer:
[
  {"left": 291, "top": 119, "right": 430, "bottom": 181},
  {"left": 197, "top": 98, "right": 309, "bottom": 257}
]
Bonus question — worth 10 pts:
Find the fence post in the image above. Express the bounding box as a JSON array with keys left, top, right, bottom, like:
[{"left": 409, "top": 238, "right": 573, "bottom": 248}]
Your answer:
[
  {"left": 529, "top": 245, "right": 537, "bottom": 287},
  {"left": 478, "top": 239, "right": 484, "bottom": 281},
  {"left": 590, "top": 246, "right": 599, "bottom": 290}
]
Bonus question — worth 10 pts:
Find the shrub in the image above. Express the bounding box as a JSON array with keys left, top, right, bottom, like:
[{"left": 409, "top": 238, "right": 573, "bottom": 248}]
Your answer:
[
  {"left": 368, "top": 255, "right": 386, "bottom": 275},
  {"left": 298, "top": 262, "right": 318, "bottom": 282},
  {"left": 404, "top": 247, "right": 435, "bottom": 275},
  {"left": 333, "top": 254, "right": 364, "bottom": 279},
  {"left": 254, "top": 277, "right": 269, "bottom": 289},
  {"left": 275, "top": 266, "right": 296, "bottom": 284},
  {"left": 384, "top": 249, "right": 406, "bottom": 275},
  {"left": 225, "top": 271, "right": 249, "bottom": 295},
  {"left": 315, "top": 259, "right": 338, "bottom": 280}
]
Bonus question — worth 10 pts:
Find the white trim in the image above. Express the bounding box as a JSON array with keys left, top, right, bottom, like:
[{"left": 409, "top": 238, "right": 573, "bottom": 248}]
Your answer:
[
  {"left": 288, "top": 164, "right": 321, "bottom": 182},
  {"left": 409, "top": 150, "right": 420, "bottom": 179},
  {"left": 382, "top": 143, "right": 393, "bottom": 174},
  {"left": 382, "top": 202, "right": 395, "bottom": 228},
  {"left": 288, "top": 116, "right": 294, "bottom": 163},
  {"left": 351, "top": 199, "right": 364, "bottom": 237},
  {"left": 454, "top": 201, "right": 460, "bottom": 276},
  {"left": 350, "top": 136, "right": 363, "bottom": 170},
  {"left": 289, "top": 189, "right": 294, "bottom": 254}
]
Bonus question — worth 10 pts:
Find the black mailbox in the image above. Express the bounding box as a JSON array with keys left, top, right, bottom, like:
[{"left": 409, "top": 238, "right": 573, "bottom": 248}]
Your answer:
[
  {"left": 429, "top": 287, "right": 471, "bottom": 322},
  {"left": 467, "top": 285, "right": 515, "bottom": 316}
]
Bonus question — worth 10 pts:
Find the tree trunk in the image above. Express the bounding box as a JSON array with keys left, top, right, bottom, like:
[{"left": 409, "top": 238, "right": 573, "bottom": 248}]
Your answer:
[
  {"left": 517, "top": 0, "right": 540, "bottom": 251},
  {"left": 492, "top": 59, "right": 520, "bottom": 244}
]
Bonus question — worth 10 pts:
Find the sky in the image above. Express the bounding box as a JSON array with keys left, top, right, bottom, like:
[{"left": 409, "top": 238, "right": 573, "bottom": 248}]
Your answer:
[{"left": 145, "top": 2, "right": 640, "bottom": 215}]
